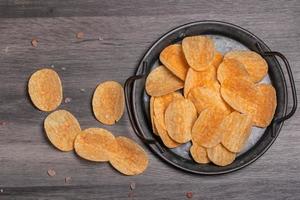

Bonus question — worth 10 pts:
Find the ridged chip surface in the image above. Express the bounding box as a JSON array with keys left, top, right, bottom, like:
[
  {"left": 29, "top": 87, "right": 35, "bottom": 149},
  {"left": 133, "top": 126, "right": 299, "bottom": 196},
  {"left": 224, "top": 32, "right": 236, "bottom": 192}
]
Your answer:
[
  {"left": 182, "top": 36, "right": 215, "bottom": 71},
  {"left": 145, "top": 66, "right": 184, "bottom": 97},
  {"left": 92, "top": 81, "right": 125, "bottom": 125},
  {"left": 207, "top": 144, "right": 236, "bottom": 166},
  {"left": 225, "top": 50, "right": 268, "bottom": 83},
  {"left": 160, "top": 44, "right": 189, "bottom": 80},
  {"left": 28, "top": 68, "right": 62, "bottom": 111},
  {"left": 74, "top": 128, "right": 117, "bottom": 162},
  {"left": 44, "top": 110, "right": 81, "bottom": 151},
  {"left": 221, "top": 112, "right": 253, "bottom": 153},
  {"left": 109, "top": 137, "right": 149, "bottom": 176},
  {"left": 165, "top": 99, "right": 197, "bottom": 143}
]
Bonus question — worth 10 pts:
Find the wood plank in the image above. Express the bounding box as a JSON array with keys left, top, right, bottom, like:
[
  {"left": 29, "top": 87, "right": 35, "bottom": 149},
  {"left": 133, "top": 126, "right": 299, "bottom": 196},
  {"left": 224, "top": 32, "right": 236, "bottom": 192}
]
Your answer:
[{"left": 0, "top": 0, "right": 298, "bottom": 18}]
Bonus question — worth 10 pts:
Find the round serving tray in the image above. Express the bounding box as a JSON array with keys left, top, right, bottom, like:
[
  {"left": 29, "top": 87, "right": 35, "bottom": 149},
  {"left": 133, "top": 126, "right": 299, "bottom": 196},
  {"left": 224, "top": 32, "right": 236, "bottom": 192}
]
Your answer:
[{"left": 124, "top": 21, "right": 297, "bottom": 175}]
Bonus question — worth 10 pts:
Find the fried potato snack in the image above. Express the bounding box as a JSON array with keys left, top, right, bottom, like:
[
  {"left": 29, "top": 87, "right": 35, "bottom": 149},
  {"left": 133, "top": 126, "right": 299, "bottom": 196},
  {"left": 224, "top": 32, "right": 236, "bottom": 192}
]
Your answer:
[
  {"left": 28, "top": 68, "right": 62, "bottom": 111},
  {"left": 182, "top": 36, "right": 215, "bottom": 71},
  {"left": 44, "top": 110, "right": 81, "bottom": 151},
  {"left": 145, "top": 66, "right": 184, "bottom": 97},
  {"left": 160, "top": 44, "right": 189, "bottom": 80},
  {"left": 165, "top": 99, "right": 197, "bottom": 143},
  {"left": 225, "top": 50, "right": 268, "bottom": 83},
  {"left": 109, "top": 136, "right": 148, "bottom": 175},
  {"left": 74, "top": 128, "right": 117, "bottom": 162},
  {"left": 92, "top": 81, "right": 125, "bottom": 125},
  {"left": 221, "top": 112, "right": 253, "bottom": 153}
]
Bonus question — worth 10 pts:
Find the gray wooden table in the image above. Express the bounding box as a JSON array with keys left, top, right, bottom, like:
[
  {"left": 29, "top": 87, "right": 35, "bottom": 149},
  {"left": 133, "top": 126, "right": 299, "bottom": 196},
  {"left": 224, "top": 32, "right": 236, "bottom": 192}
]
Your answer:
[{"left": 0, "top": 0, "right": 299, "bottom": 199}]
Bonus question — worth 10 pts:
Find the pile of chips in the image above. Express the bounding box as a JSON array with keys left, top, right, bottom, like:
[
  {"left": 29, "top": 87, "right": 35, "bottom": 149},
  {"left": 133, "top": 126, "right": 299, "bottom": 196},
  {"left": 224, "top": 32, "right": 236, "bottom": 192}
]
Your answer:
[
  {"left": 28, "top": 69, "right": 148, "bottom": 175},
  {"left": 146, "top": 35, "right": 277, "bottom": 166}
]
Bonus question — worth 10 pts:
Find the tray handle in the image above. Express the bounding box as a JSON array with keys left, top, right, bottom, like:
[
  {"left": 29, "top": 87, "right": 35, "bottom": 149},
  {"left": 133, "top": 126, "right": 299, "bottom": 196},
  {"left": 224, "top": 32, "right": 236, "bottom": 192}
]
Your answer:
[
  {"left": 256, "top": 43, "right": 297, "bottom": 124},
  {"left": 124, "top": 62, "right": 157, "bottom": 144}
]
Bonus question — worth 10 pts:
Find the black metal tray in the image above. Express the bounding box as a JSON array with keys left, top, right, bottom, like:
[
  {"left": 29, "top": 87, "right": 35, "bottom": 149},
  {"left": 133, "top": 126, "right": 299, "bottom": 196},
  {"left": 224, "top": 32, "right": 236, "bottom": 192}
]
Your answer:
[{"left": 124, "top": 21, "right": 297, "bottom": 175}]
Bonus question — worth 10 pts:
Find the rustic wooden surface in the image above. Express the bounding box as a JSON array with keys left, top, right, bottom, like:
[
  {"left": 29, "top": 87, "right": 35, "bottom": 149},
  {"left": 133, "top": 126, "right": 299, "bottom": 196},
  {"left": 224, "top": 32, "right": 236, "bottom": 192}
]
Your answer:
[{"left": 0, "top": 0, "right": 299, "bottom": 199}]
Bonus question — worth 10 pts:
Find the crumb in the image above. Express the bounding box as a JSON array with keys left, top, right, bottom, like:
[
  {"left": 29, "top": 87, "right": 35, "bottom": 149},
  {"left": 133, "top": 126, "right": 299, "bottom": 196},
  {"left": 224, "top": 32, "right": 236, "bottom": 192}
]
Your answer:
[
  {"left": 76, "top": 32, "right": 84, "bottom": 39},
  {"left": 128, "top": 191, "right": 133, "bottom": 198},
  {"left": 64, "top": 97, "right": 72, "bottom": 103},
  {"left": 50, "top": 64, "right": 55, "bottom": 68},
  {"left": 186, "top": 191, "right": 193, "bottom": 199},
  {"left": 80, "top": 88, "right": 86, "bottom": 92},
  {"left": 98, "top": 36, "right": 103, "bottom": 41},
  {"left": 31, "top": 38, "right": 38, "bottom": 47},
  {"left": 0, "top": 121, "right": 7, "bottom": 126},
  {"left": 130, "top": 182, "right": 136, "bottom": 190},
  {"left": 47, "top": 169, "right": 56, "bottom": 177},
  {"left": 0, "top": 189, "right": 3, "bottom": 193},
  {"left": 61, "top": 67, "right": 66, "bottom": 71},
  {"left": 65, "top": 176, "right": 72, "bottom": 183}
]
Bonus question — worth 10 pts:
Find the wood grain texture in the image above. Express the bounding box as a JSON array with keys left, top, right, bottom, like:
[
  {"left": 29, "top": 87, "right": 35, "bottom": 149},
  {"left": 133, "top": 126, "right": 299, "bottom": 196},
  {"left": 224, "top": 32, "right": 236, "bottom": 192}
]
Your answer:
[{"left": 0, "top": 0, "right": 300, "bottom": 199}]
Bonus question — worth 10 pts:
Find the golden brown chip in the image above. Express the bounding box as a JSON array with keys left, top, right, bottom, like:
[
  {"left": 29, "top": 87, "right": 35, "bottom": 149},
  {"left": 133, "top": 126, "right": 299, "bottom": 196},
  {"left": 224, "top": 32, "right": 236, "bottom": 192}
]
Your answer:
[
  {"left": 74, "top": 128, "right": 117, "bottom": 162},
  {"left": 152, "top": 92, "right": 183, "bottom": 148},
  {"left": 190, "top": 144, "right": 210, "bottom": 164},
  {"left": 92, "top": 81, "right": 125, "bottom": 125},
  {"left": 165, "top": 99, "right": 197, "bottom": 143},
  {"left": 182, "top": 36, "right": 215, "bottom": 71},
  {"left": 159, "top": 44, "right": 189, "bottom": 80},
  {"left": 28, "top": 68, "right": 62, "bottom": 112},
  {"left": 217, "top": 58, "right": 250, "bottom": 84},
  {"left": 109, "top": 136, "right": 148, "bottom": 175},
  {"left": 207, "top": 144, "right": 236, "bottom": 166},
  {"left": 220, "top": 77, "right": 258, "bottom": 115},
  {"left": 221, "top": 78, "right": 276, "bottom": 128},
  {"left": 188, "top": 82, "right": 232, "bottom": 114},
  {"left": 192, "top": 107, "right": 227, "bottom": 148},
  {"left": 145, "top": 66, "right": 184, "bottom": 97},
  {"left": 220, "top": 112, "right": 253, "bottom": 153},
  {"left": 183, "top": 66, "right": 216, "bottom": 97},
  {"left": 153, "top": 116, "right": 180, "bottom": 148},
  {"left": 153, "top": 92, "right": 184, "bottom": 130},
  {"left": 254, "top": 84, "right": 277, "bottom": 127},
  {"left": 211, "top": 51, "right": 223, "bottom": 69},
  {"left": 44, "top": 110, "right": 81, "bottom": 151},
  {"left": 225, "top": 50, "right": 268, "bottom": 83},
  {"left": 149, "top": 97, "right": 158, "bottom": 135}
]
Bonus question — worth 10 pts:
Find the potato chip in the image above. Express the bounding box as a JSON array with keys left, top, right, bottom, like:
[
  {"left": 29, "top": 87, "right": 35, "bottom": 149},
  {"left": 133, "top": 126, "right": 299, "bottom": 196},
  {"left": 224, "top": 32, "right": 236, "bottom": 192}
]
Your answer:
[
  {"left": 220, "top": 112, "right": 253, "bottom": 153},
  {"left": 92, "top": 81, "right": 125, "bottom": 125},
  {"left": 44, "top": 110, "right": 81, "bottom": 151},
  {"left": 182, "top": 36, "right": 215, "bottom": 71},
  {"left": 74, "top": 128, "right": 117, "bottom": 162},
  {"left": 188, "top": 82, "right": 232, "bottom": 114},
  {"left": 225, "top": 50, "right": 268, "bottom": 82},
  {"left": 165, "top": 99, "right": 197, "bottom": 143},
  {"left": 145, "top": 66, "right": 184, "bottom": 97},
  {"left": 109, "top": 136, "right": 148, "bottom": 175},
  {"left": 183, "top": 66, "right": 216, "bottom": 97},
  {"left": 159, "top": 44, "right": 189, "bottom": 80},
  {"left": 153, "top": 116, "right": 180, "bottom": 148},
  {"left": 207, "top": 144, "right": 236, "bottom": 166},
  {"left": 28, "top": 68, "right": 62, "bottom": 111},
  {"left": 149, "top": 97, "right": 158, "bottom": 135},
  {"left": 152, "top": 92, "right": 183, "bottom": 148},
  {"left": 190, "top": 144, "right": 210, "bottom": 164},
  {"left": 220, "top": 77, "right": 258, "bottom": 115},
  {"left": 217, "top": 58, "right": 250, "bottom": 84},
  {"left": 221, "top": 78, "right": 276, "bottom": 127},
  {"left": 192, "top": 107, "right": 227, "bottom": 148},
  {"left": 254, "top": 84, "right": 277, "bottom": 127},
  {"left": 153, "top": 92, "right": 184, "bottom": 130},
  {"left": 211, "top": 51, "right": 223, "bottom": 69}
]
